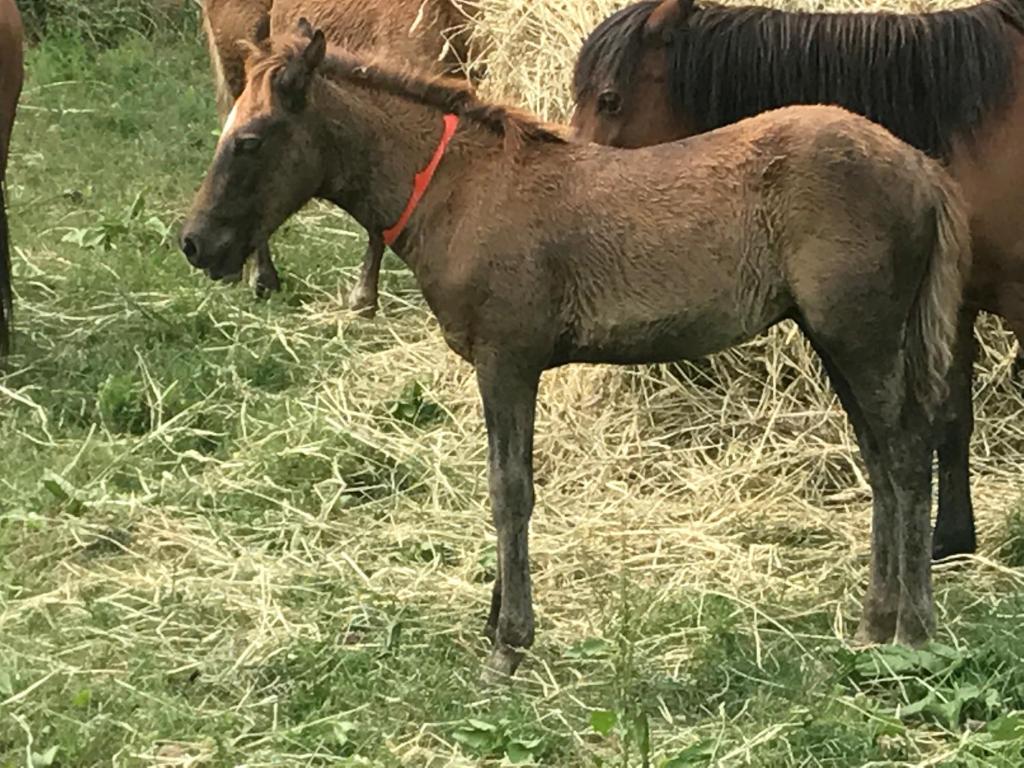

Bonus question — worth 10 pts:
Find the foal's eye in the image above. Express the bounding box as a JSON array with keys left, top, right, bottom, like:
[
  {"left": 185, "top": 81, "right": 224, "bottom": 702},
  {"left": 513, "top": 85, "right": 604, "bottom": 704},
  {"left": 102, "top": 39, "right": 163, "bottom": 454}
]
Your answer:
[
  {"left": 597, "top": 90, "right": 622, "bottom": 116},
  {"left": 234, "top": 133, "right": 262, "bottom": 154}
]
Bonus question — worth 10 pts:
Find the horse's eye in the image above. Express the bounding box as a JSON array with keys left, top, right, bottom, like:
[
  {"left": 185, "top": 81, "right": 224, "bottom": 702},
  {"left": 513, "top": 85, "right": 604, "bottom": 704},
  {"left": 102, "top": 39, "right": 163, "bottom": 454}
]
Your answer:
[
  {"left": 234, "top": 133, "right": 262, "bottom": 154},
  {"left": 597, "top": 91, "right": 622, "bottom": 116}
]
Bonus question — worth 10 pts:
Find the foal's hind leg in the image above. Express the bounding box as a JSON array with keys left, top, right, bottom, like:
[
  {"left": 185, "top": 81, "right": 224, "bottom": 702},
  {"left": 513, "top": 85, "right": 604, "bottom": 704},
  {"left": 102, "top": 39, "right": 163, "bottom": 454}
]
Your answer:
[
  {"left": 933, "top": 309, "right": 978, "bottom": 559},
  {"left": 885, "top": 421, "right": 936, "bottom": 646},
  {"left": 842, "top": 367, "right": 934, "bottom": 646},
  {"left": 347, "top": 231, "right": 384, "bottom": 317},
  {"left": 807, "top": 341, "right": 899, "bottom": 643},
  {"left": 804, "top": 321, "right": 935, "bottom": 646}
]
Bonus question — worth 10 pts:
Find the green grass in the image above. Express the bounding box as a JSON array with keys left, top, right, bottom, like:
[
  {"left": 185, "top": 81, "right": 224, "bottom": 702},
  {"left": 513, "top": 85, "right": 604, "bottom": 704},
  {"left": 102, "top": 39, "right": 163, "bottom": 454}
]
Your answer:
[{"left": 2, "top": 30, "right": 1024, "bottom": 768}]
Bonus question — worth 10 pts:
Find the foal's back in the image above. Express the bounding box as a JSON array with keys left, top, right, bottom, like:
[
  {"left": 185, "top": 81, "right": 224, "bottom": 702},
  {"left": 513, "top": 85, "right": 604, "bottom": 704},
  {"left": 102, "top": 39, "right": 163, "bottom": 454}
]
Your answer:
[{"left": 449, "top": 106, "right": 964, "bottom": 368}]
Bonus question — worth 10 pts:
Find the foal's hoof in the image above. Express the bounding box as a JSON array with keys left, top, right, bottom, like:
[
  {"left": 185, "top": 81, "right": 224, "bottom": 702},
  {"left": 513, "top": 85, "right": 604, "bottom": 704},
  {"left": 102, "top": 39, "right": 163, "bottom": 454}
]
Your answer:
[
  {"left": 894, "top": 621, "right": 932, "bottom": 650},
  {"left": 853, "top": 610, "right": 897, "bottom": 647},
  {"left": 480, "top": 645, "right": 523, "bottom": 684},
  {"left": 347, "top": 288, "right": 378, "bottom": 319}
]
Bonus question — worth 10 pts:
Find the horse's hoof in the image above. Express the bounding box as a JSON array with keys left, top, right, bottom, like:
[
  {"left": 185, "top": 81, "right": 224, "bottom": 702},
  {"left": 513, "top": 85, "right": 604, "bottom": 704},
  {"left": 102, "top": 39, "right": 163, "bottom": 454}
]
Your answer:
[
  {"left": 894, "top": 624, "right": 932, "bottom": 649},
  {"left": 347, "top": 289, "right": 378, "bottom": 318},
  {"left": 931, "top": 536, "right": 976, "bottom": 562},
  {"left": 352, "top": 302, "right": 377, "bottom": 319},
  {"left": 253, "top": 272, "right": 281, "bottom": 299},
  {"left": 480, "top": 645, "right": 522, "bottom": 684},
  {"left": 853, "top": 608, "right": 897, "bottom": 647}
]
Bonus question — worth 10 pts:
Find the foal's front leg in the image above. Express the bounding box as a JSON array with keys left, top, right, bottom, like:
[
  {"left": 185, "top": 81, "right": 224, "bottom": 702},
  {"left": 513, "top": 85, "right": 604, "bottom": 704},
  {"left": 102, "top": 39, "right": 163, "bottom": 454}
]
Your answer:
[
  {"left": 347, "top": 231, "right": 385, "bottom": 318},
  {"left": 477, "top": 363, "right": 540, "bottom": 678}
]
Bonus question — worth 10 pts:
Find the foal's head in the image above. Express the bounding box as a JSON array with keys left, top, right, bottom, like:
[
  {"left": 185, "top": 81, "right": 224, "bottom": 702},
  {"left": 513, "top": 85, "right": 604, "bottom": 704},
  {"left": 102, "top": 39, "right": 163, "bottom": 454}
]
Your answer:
[
  {"left": 571, "top": 0, "right": 696, "bottom": 148},
  {"left": 181, "top": 22, "right": 327, "bottom": 280}
]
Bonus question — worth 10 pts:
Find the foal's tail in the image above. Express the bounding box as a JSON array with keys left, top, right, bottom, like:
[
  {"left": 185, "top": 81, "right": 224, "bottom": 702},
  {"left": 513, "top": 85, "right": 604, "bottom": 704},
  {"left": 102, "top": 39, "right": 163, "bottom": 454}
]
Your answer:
[
  {"left": 906, "top": 172, "right": 972, "bottom": 417},
  {"left": 0, "top": 178, "right": 11, "bottom": 357}
]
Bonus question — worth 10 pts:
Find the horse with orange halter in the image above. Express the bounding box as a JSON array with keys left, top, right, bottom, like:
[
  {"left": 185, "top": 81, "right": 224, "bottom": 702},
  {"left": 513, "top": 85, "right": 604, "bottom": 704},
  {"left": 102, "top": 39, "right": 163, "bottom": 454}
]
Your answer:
[
  {"left": 181, "top": 23, "right": 971, "bottom": 675},
  {"left": 0, "top": 0, "right": 23, "bottom": 358},
  {"left": 571, "top": 0, "right": 1024, "bottom": 561},
  {"left": 200, "top": 0, "right": 481, "bottom": 312}
]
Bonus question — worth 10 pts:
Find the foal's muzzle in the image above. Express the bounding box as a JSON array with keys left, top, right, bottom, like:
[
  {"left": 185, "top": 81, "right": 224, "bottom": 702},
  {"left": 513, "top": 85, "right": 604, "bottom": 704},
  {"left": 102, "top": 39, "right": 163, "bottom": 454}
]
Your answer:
[
  {"left": 180, "top": 233, "right": 204, "bottom": 268},
  {"left": 179, "top": 227, "right": 245, "bottom": 282}
]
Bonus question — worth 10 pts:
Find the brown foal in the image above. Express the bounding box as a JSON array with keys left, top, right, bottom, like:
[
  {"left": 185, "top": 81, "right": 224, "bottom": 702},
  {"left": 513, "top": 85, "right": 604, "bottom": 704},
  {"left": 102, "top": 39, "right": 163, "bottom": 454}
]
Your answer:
[{"left": 181, "top": 27, "right": 970, "bottom": 676}]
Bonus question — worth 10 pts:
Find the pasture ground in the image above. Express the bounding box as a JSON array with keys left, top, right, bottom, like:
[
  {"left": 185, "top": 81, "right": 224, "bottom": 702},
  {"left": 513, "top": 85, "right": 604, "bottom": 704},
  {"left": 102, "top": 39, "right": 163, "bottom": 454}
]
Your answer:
[{"left": 2, "top": 11, "right": 1024, "bottom": 768}]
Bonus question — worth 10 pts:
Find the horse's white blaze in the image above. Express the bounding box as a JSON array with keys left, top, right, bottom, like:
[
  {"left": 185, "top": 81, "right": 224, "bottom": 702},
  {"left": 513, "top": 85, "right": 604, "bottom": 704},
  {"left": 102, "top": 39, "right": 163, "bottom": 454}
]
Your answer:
[{"left": 219, "top": 103, "right": 238, "bottom": 147}]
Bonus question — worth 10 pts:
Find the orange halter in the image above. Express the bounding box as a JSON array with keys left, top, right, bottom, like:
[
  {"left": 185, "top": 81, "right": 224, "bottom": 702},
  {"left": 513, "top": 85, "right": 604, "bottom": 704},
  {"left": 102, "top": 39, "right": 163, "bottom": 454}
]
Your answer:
[{"left": 382, "top": 113, "right": 460, "bottom": 247}]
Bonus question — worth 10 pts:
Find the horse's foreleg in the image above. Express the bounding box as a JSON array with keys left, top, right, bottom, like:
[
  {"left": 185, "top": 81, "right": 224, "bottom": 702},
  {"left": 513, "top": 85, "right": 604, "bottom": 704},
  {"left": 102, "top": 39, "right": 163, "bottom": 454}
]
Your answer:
[
  {"left": 933, "top": 309, "right": 978, "bottom": 559},
  {"left": 347, "top": 231, "right": 384, "bottom": 318},
  {"left": 251, "top": 242, "right": 280, "bottom": 298},
  {"left": 476, "top": 362, "right": 540, "bottom": 679}
]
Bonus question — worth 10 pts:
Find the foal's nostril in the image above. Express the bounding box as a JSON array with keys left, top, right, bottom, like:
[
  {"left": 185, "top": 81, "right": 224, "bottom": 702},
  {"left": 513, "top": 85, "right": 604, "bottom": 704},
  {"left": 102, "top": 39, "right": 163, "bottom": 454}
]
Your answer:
[{"left": 181, "top": 234, "right": 202, "bottom": 267}]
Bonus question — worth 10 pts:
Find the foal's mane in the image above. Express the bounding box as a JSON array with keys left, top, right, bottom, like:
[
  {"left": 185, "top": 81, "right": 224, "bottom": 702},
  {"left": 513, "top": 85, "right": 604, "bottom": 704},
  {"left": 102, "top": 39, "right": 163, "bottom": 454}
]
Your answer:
[
  {"left": 253, "top": 38, "right": 568, "bottom": 147},
  {"left": 573, "top": 0, "right": 1024, "bottom": 158}
]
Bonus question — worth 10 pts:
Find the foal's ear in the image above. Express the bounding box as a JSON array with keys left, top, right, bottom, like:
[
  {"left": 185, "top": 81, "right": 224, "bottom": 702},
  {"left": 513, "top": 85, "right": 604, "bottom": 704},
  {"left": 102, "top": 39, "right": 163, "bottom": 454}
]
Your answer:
[
  {"left": 303, "top": 28, "right": 327, "bottom": 70},
  {"left": 275, "top": 28, "right": 327, "bottom": 111},
  {"left": 643, "top": 0, "right": 696, "bottom": 45}
]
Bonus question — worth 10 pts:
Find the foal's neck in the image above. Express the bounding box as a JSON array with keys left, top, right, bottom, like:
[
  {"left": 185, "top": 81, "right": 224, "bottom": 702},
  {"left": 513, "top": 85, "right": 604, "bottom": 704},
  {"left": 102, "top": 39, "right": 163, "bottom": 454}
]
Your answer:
[{"left": 313, "top": 79, "right": 491, "bottom": 265}]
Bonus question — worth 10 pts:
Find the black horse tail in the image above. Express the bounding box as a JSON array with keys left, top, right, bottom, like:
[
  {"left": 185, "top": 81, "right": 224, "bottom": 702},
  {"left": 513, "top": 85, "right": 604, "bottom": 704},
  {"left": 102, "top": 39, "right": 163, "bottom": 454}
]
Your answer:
[{"left": 0, "top": 177, "right": 11, "bottom": 357}]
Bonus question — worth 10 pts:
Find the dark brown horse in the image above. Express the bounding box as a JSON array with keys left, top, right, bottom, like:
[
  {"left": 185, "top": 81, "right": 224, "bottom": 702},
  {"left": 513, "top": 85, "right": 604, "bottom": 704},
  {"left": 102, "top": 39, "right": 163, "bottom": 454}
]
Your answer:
[
  {"left": 201, "top": 0, "right": 481, "bottom": 311},
  {"left": 0, "top": 0, "right": 23, "bottom": 357},
  {"left": 181, "top": 26, "right": 970, "bottom": 675},
  {"left": 570, "top": 0, "right": 1024, "bottom": 560}
]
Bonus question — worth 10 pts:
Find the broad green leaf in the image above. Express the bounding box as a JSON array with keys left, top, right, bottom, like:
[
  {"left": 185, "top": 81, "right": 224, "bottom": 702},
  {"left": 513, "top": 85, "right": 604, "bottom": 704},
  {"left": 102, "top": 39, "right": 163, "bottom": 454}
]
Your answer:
[
  {"left": 32, "top": 746, "right": 58, "bottom": 767},
  {"left": 590, "top": 710, "right": 617, "bottom": 735},
  {"left": 661, "top": 741, "right": 714, "bottom": 767},
  {"left": 452, "top": 728, "right": 494, "bottom": 751},
  {"left": 987, "top": 713, "right": 1024, "bottom": 742},
  {"left": 899, "top": 694, "right": 935, "bottom": 718},
  {"left": 565, "top": 637, "right": 611, "bottom": 659},
  {"left": 506, "top": 741, "right": 537, "bottom": 764}
]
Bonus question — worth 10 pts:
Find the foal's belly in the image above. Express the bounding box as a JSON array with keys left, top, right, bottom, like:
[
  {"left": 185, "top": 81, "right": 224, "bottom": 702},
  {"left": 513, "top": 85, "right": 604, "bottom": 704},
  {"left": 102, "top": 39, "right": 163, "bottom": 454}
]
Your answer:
[{"left": 565, "top": 308, "right": 769, "bottom": 366}]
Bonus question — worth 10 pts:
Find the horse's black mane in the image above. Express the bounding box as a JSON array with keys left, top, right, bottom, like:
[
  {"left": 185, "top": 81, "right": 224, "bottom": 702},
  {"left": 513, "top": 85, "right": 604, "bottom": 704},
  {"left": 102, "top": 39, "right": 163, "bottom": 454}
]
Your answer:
[{"left": 573, "top": 0, "right": 1024, "bottom": 158}]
